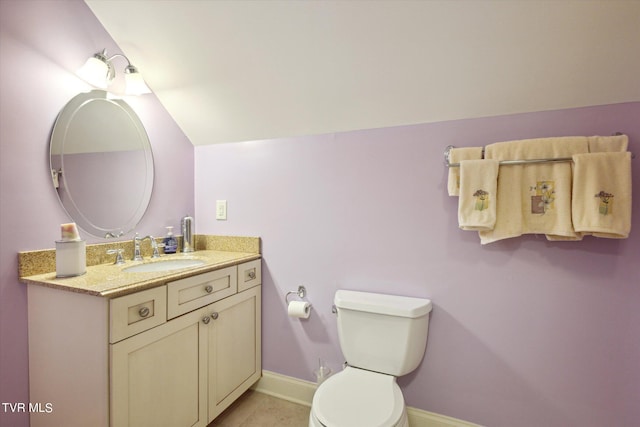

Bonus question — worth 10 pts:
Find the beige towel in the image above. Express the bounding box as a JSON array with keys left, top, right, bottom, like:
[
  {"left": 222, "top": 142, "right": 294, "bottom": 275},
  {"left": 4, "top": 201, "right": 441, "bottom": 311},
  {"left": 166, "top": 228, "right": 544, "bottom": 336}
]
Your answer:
[
  {"left": 458, "top": 159, "right": 499, "bottom": 231},
  {"left": 588, "top": 134, "right": 628, "bottom": 153},
  {"left": 447, "top": 147, "right": 484, "bottom": 196},
  {"left": 479, "top": 137, "right": 589, "bottom": 244},
  {"left": 572, "top": 152, "right": 632, "bottom": 239}
]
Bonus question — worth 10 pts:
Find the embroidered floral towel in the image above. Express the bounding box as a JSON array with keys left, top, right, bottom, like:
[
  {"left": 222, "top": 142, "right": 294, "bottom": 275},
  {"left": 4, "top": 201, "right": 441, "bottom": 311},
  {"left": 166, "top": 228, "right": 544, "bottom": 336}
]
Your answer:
[
  {"left": 479, "top": 137, "right": 589, "bottom": 244},
  {"left": 447, "top": 147, "right": 484, "bottom": 196},
  {"left": 572, "top": 151, "right": 632, "bottom": 239},
  {"left": 458, "top": 159, "right": 499, "bottom": 230}
]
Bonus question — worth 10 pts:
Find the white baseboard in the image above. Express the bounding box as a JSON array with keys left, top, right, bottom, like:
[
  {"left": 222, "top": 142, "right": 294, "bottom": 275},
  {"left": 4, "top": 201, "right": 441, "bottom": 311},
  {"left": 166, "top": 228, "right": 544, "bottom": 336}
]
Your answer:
[
  {"left": 252, "top": 370, "right": 482, "bottom": 427},
  {"left": 406, "top": 406, "right": 483, "bottom": 427},
  {"left": 252, "top": 369, "right": 317, "bottom": 407}
]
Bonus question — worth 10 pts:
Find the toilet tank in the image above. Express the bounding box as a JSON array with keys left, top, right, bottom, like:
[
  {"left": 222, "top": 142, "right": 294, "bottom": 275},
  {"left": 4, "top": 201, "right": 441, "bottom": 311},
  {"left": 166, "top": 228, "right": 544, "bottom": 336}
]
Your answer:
[{"left": 334, "top": 290, "right": 432, "bottom": 377}]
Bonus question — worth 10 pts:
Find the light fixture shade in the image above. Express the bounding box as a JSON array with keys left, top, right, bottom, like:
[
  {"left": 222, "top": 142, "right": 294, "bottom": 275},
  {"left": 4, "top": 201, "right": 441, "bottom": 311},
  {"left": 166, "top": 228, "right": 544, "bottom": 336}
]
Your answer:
[
  {"left": 124, "top": 65, "right": 152, "bottom": 95},
  {"left": 78, "top": 49, "right": 150, "bottom": 96},
  {"left": 77, "top": 55, "right": 110, "bottom": 89}
]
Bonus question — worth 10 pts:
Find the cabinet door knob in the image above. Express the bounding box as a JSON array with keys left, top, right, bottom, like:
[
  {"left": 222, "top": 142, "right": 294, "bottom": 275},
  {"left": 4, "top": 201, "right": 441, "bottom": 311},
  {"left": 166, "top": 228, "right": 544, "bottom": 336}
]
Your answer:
[
  {"left": 205, "top": 285, "right": 213, "bottom": 293},
  {"left": 202, "top": 316, "right": 211, "bottom": 325},
  {"left": 138, "top": 307, "right": 150, "bottom": 318},
  {"left": 247, "top": 270, "right": 256, "bottom": 280},
  {"left": 211, "top": 312, "right": 219, "bottom": 320}
]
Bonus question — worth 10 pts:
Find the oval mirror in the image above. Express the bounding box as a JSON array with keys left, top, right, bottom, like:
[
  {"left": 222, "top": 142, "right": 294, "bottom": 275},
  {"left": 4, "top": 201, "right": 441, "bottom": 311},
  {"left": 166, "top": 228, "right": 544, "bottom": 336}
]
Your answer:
[{"left": 50, "top": 90, "right": 154, "bottom": 238}]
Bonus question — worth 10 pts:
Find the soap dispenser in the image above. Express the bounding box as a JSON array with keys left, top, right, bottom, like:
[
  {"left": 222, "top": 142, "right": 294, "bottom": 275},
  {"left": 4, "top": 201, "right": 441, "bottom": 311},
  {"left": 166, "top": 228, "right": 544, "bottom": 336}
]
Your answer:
[{"left": 163, "top": 226, "right": 178, "bottom": 254}]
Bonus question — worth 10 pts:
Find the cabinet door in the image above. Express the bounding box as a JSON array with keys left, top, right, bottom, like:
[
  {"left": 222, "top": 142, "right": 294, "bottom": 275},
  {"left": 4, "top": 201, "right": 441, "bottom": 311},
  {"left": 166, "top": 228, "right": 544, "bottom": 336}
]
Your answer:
[
  {"left": 207, "top": 286, "right": 262, "bottom": 422},
  {"left": 111, "top": 307, "right": 208, "bottom": 427}
]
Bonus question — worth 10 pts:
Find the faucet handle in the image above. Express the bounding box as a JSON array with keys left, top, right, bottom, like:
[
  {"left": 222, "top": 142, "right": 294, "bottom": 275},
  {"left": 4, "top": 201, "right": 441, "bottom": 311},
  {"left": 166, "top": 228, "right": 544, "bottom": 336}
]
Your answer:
[
  {"left": 107, "top": 249, "right": 125, "bottom": 265},
  {"left": 151, "top": 241, "right": 165, "bottom": 258}
]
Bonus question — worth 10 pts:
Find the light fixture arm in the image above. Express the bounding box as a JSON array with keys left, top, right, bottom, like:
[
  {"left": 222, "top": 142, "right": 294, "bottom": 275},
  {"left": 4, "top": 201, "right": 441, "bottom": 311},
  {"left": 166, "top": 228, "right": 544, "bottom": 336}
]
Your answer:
[{"left": 101, "top": 50, "right": 136, "bottom": 84}]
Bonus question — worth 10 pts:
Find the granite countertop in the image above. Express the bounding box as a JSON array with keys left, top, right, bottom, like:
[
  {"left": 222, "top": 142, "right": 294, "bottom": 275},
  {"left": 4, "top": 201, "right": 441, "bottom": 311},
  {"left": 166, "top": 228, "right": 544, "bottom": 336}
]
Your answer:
[{"left": 19, "top": 250, "right": 261, "bottom": 298}]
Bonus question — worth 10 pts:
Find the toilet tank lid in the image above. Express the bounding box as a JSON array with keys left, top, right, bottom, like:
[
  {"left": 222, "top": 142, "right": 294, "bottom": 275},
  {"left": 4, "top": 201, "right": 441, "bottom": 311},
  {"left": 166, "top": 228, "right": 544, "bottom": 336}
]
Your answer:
[{"left": 335, "top": 290, "right": 432, "bottom": 318}]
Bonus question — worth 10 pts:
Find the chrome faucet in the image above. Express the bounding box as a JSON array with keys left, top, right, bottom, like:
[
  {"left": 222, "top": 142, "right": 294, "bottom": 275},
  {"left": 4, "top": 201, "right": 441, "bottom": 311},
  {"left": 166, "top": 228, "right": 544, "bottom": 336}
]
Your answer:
[
  {"left": 133, "top": 234, "right": 162, "bottom": 261},
  {"left": 133, "top": 234, "right": 144, "bottom": 261}
]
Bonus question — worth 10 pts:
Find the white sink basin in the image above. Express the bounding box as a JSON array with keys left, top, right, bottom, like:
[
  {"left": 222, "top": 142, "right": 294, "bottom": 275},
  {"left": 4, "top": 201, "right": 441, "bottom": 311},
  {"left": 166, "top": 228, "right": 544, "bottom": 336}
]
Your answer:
[{"left": 123, "top": 259, "right": 206, "bottom": 273}]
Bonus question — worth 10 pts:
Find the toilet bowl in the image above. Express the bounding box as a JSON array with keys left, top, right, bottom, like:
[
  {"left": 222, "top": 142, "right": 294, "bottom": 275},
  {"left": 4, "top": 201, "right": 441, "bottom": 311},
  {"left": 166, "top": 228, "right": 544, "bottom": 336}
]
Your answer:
[
  {"left": 308, "top": 290, "right": 432, "bottom": 427},
  {"left": 309, "top": 366, "right": 408, "bottom": 427}
]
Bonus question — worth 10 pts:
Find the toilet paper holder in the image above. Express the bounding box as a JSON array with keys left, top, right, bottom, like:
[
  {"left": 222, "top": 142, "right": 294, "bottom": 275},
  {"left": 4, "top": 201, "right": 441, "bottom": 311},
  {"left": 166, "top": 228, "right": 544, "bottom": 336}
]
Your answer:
[{"left": 285, "top": 285, "right": 307, "bottom": 304}]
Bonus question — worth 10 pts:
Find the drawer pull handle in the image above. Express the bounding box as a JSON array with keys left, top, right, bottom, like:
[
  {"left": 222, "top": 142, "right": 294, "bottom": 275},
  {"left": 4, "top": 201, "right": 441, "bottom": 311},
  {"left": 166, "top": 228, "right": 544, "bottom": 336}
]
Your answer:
[
  {"left": 205, "top": 285, "right": 213, "bottom": 294},
  {"left": 138, "top": 307, "right": 150, "bottom": 318},
  {"left": 247, "top": 271, "right": 256, "bottom": 280},
  {"left": 202, "top": 316, "right": 211, "bottom": 325},
  {"left": 211, "top": 312, "right": 219, "bottom": 320}
]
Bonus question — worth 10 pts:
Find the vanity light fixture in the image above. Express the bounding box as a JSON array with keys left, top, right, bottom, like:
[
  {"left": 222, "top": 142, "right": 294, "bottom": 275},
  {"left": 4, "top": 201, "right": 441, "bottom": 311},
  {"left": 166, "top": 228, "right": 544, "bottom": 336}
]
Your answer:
[{"left": 77, "top": 49, "right": 151, "bottom": 95}]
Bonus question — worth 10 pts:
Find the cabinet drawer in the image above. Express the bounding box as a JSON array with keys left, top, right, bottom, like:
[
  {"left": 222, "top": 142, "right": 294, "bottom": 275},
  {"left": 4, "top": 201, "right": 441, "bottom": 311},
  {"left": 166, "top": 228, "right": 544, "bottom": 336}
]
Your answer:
[
  {"left": 237, "top": 259, "right": 261, "bottom": 292},
  {"left": 110, "top": 285, "right": 167, "bottom": 343},
  {"left": 168, "top": 267, "right": 237, "bottom": 319}
]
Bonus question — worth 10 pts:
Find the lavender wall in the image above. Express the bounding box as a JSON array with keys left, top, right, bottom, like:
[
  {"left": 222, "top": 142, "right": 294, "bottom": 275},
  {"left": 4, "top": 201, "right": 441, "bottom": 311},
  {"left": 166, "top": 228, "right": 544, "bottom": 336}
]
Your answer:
[
  {"left": 195, "top": 102, "right": 640, "bottom": 427},
  {"left": 0, "top": 2, "right": 194, "bottom": 426}
]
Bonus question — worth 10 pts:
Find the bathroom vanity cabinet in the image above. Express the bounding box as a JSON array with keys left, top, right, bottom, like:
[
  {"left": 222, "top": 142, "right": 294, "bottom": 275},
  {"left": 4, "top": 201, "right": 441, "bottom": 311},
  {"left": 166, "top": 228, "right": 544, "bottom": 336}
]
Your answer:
[{"left": 26, "top": 258, "right": 262, "bottom": 427}]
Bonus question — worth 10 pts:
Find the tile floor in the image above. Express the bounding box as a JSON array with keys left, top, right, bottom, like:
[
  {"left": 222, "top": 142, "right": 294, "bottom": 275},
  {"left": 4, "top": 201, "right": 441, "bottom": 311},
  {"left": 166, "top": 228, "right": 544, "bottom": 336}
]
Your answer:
[{"left": 209, "top": 390, "right": 311, "bottom": 427}]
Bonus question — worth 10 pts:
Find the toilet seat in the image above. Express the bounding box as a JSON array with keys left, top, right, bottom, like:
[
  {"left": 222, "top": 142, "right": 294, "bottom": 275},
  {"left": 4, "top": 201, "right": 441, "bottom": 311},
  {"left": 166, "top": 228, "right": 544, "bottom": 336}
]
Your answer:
[{"left": 311, "top": 366, "right": 405, "bottom": 427}]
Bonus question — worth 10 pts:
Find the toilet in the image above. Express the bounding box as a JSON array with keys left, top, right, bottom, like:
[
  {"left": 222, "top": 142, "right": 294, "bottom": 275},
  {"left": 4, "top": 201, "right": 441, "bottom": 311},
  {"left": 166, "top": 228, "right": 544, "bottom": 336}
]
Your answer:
[{"left": 309, "top": 290, "right": 432, "bottom": 427}]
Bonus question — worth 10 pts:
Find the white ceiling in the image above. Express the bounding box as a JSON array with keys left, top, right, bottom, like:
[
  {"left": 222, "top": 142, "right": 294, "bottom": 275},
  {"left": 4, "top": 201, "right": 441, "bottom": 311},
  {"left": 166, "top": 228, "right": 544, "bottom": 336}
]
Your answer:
[{"left": 85, "top": 0, "right": 640, "bottom": 146}]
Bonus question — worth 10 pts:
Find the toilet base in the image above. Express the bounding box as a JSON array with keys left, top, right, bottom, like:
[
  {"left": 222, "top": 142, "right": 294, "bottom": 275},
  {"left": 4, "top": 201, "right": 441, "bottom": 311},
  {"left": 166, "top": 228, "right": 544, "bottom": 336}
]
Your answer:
[{"left": 309, "top": 405, "right": 409, "bottom": 427}]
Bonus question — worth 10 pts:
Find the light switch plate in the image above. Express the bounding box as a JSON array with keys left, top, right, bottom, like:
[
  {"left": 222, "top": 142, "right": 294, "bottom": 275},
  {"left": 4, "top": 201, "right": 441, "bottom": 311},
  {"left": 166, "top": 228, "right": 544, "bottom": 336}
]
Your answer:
[{"left": 216, "top": 200, "right": 227, "bottom": 220}]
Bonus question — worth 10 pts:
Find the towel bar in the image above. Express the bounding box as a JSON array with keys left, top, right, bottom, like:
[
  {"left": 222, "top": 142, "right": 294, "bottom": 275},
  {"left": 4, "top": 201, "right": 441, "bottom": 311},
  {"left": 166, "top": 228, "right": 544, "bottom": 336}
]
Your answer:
[{"left": 444, "top": 145, "right": 635, "bottom": 168}]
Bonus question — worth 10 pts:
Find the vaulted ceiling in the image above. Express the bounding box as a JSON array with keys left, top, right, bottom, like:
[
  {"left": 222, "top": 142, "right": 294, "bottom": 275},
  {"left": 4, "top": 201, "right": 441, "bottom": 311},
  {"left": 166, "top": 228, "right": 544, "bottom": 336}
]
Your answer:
[{"left": 85, "top": 0, "right": 640, "bottom": 146}]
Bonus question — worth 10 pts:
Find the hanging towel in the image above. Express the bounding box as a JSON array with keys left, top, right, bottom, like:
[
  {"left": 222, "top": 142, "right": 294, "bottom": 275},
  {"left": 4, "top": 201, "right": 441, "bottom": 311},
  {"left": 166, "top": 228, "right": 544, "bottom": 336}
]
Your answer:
[
  {"left": 479, "top": 137, "right": 589, "bottom": 244},
  {"left": 587, "top": 134, "right": 628, "bottom": 153},
  {"left": 458, "top": 159, "right": 499, "bottom": 231},
  {"left": 572, "top": 151, "right": 632, "bottom": 239},
  {"left": 447, "top": 147, "right": 484, "bottom": 196},
  {"left": 532, "top": 159, "right": 583, "bottom": 242}
]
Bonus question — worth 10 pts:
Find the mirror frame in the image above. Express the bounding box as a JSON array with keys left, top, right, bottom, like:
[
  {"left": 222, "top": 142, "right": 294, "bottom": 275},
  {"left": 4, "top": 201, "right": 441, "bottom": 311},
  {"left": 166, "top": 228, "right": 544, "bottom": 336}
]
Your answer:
[{"left": 49, "top": 90, "right": 154, "bottom": 238}]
